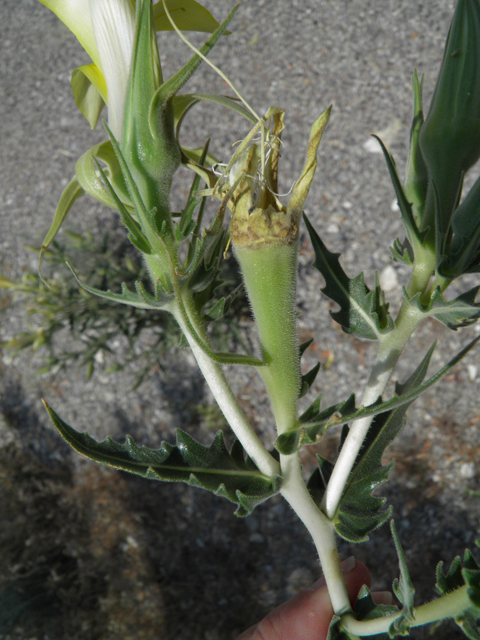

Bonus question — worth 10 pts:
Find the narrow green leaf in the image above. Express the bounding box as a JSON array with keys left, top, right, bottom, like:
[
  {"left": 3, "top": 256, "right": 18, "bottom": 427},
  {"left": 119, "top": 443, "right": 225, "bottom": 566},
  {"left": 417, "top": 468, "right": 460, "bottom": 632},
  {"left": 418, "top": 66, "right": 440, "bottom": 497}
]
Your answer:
[
  {"left": 276, "top": 336, "right": 480, "bottom": 454},
  {"left": 155, "top": 5, "right": 238, "bottom": 104},
  {"left": 43, "top": 401, "right": 282, "bottom": 517},
  {"left": 406, "top": 286, "right": 480, "bottom": 330},
  {"left": 93, "top": 158, "right": 153, "bottom": 255},
  {"left": 373, "top": 135, "right": 422, "bottom": 254},
  {"left": 403, "top": 69, "right": 428, "bottom": 230},
  {"left": 39, "top": 176, "right": 85, "bottom": 268},
  {"left": 304, "top": 214, "right": 394, "bottom": 341},
  {"left": 67, "top": 263, "right": 174, "bottom": 310},
  {"left": 389, "top": 520, "right": 415, "bottom": 637}
]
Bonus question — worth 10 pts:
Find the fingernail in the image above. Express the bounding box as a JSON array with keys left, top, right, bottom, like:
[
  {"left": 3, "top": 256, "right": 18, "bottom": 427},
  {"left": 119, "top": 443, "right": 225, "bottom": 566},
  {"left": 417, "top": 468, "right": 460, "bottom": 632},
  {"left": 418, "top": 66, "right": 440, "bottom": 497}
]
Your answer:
[{"left": 373, "top": 591, "right": 394, "bottom": 606}]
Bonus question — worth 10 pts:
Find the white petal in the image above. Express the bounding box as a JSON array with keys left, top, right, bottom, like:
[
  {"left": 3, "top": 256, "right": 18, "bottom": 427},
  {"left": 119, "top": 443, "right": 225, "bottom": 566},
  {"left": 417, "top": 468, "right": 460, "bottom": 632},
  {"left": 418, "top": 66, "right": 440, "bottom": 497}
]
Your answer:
[
  {"left": 89, "top": 0, "right": 136, "bottom": 139},
  {"left": 39, "top": 0, "right": 101, "bottom": 68}
]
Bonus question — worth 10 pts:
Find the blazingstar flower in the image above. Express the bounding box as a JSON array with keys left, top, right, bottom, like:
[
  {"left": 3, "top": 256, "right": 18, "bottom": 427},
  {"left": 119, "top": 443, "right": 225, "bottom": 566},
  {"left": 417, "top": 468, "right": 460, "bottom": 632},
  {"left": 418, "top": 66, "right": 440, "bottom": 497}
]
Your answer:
[{"left": 39, "top": 0, "right": 136, "bottom": 136}]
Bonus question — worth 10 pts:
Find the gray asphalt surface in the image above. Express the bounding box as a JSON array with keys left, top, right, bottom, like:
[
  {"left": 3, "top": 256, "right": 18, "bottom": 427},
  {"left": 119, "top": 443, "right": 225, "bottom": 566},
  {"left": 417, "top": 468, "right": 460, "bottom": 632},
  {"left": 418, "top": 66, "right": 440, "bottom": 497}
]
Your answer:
[{"left": 1, "top": 1, "right": 479, "bottom": 639}]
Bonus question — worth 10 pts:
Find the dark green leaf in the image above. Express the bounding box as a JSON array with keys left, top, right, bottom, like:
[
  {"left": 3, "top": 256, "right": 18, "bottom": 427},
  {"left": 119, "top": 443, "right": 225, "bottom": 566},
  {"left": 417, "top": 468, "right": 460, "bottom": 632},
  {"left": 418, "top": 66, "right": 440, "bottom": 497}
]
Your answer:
[
  {"left": 406, "top": 286, "right": 480, "bottom": 330},
  {"left": 43, "top": 401, "right": 282, "bottom": 517},
  {"left": 354, "top": 584, "right": 399, "bottom": 622},
  {"left": 299, "top": 362, "right": 321, "bottom": 398},
  {"left": 326, "top": 616, "right": 356, "bottom": 640},
  {"left": 390, "top": 237, "right": 414, "bottom": 266},
  {"left": 299, "top": 338, "right": 314, "bottom": 357},
  {"left": 373, "top": 135, "right": 423, "bottom": 255},
  {"left": 304, "top": 214, "right": 394, "bottom": 341}
]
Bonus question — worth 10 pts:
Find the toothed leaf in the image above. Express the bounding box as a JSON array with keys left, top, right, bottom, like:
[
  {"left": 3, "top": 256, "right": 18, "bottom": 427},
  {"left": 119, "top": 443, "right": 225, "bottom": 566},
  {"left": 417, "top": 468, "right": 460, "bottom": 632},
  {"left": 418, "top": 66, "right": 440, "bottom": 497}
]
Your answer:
[
  {"left": 390, "top": 237, "right": 414, "bottom": 266},
  {"left": 354, "top": 585, "right": 399, "bottom": 622},
  {"left": 406, "top": 286, "right": 480, "bottom": 330},
  {"left": 68, "top": 263, "right": 174, "bottom": 309},
  {"left": 44, "top": 402, "right": 282, "bottom": 517},
  {"left": 322, "top": 347, "right": 434, "bottom": 542},
  {"left": 304, "top": 214, "right": 394, "bottom": 340},
  {"left": 276, "top": 336, "right": 480, "bottom": 454}
]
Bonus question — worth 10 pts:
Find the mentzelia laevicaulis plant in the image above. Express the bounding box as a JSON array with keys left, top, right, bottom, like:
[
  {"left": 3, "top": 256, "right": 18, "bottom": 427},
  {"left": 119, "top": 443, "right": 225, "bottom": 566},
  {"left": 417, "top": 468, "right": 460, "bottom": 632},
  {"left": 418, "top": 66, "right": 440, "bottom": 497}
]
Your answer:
[{"left": 31, "top": 0, "right": 480, "bottom": 638}]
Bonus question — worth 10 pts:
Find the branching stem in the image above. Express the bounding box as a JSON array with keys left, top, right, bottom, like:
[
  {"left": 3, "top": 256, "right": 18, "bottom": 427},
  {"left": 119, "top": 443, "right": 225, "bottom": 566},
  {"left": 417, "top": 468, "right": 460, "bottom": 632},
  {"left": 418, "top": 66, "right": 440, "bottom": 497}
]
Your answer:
[
  {"left": 341, "top": 585, "right": 471, "bottom": 636},
  {"left": 172, "top": 294, "right": 280, "bottom": 479},
  {"left": 322, "top": 280, "right": 426, "bottom": 518}
]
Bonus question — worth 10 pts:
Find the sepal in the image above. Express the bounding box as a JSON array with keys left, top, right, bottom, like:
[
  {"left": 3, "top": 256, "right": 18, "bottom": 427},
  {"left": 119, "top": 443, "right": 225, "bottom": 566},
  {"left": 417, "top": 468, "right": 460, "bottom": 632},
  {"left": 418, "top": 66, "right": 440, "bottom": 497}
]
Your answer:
[
  {"left": 439, "top": 171, "right": 480, "bottom": 278},
  {"left": 304, "top": 214, "right": 394, "bottom": 341},
  {"left": 403, "top": 69, "right": 428, "bottom": 230},
  {"left": 71, "top": 63, "right": 107, "bottom": 129},
  {"left": 76, "top": 140, "right": 133, "bottom": 212},
  {"left": 43, "top": 401, "right": 282, "bottom": 517}
]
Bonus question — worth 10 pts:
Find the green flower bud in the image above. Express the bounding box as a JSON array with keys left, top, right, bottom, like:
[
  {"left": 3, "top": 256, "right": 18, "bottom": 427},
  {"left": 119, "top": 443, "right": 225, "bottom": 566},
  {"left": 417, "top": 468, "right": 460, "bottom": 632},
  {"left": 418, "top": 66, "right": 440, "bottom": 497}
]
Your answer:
[
  {"left": 121, "top": 0, "right": 181, "bottom": 239},
  {"left": 419, "top": 0, "right": 480, "bottom": 260}
]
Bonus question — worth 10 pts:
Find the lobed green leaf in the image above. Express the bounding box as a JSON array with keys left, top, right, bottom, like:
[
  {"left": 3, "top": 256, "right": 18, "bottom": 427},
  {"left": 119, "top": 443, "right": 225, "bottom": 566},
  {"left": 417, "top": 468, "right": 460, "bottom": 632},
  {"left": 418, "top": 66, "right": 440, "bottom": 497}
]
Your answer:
[
  {"left": 406, "top": 286, "right": 480, "bottom": 330},
  {"left": 44, "top": 401, "right": 282, "bottom": 517},
  {"left": 276, "top": 335, "right": 480, "bottom": 454},
  {"left": 307, "top": 346, "right": 434, "bottom": 542},
  {"left": 304, "top": 214, "right": 394, "bottom": 341}
]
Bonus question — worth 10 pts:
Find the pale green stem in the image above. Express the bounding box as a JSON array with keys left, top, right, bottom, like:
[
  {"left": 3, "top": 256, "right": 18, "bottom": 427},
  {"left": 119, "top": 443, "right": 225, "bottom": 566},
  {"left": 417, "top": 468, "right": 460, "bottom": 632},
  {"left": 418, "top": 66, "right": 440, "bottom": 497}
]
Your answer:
[
  {"left": 171, "top": 294, "right": 280, "bottom": 479},
  {"left": 279, "top": 452, "right": 353, "bottom": 617},
  {"left": 322, "top": 288, "right": 426, "bottom": 519},
  {"left": 341, "top": 585, "right": 471, "bottom": 636}
]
